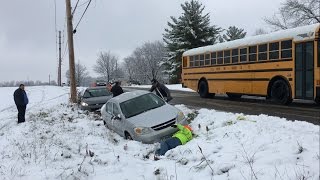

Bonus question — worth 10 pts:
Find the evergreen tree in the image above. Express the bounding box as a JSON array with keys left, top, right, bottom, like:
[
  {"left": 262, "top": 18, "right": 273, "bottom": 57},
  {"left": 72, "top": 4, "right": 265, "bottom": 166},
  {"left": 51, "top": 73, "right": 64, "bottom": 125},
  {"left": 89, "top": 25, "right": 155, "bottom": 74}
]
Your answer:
[
  {"left": 163, "top": 0, "right": 221, "bottom": 83},
  {"left": 222, "top": 26, "right": 247, "bottom": 42}
]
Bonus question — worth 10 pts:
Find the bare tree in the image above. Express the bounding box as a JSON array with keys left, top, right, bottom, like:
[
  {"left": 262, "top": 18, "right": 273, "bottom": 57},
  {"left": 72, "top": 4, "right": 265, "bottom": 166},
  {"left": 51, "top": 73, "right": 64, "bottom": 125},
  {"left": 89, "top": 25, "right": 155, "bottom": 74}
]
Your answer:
[
  {"left": 93, "top": 51, "right": 119, "bottom": 82},
  {"left": 265, "top": 0, "right": 320, "bottom": 30},
  {"left": 253, "top": 28, "right": 269, "bottom": 36},
  {"left": 123, "top": 41, "right": 168, "bottom": 84},
  {"left": 66, "top": 63, "right": 89, "bottom": 86},
  {"left": 123, "top": 56, "right": 136, "bottom": 81}
]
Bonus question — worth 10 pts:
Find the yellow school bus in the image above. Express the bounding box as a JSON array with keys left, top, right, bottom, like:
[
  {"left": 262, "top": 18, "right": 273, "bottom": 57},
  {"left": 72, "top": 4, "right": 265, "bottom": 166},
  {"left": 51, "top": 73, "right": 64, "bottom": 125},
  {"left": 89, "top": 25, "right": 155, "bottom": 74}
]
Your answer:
[{"left": 182, "top": 23, "right": 320, "bottom": 105}]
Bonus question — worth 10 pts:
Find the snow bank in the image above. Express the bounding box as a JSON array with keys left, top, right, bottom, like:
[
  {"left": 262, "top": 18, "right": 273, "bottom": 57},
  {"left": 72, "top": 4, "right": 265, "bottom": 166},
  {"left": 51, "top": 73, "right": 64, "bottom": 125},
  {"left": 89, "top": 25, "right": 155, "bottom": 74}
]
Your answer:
[{"left": 0, "top": 86, "right": 318, "bottom": 180}]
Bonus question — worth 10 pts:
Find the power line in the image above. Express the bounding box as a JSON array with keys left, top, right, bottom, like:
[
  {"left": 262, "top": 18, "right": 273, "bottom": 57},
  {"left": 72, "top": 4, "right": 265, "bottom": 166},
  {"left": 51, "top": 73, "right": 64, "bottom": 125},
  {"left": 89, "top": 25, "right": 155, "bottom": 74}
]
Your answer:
[
  {"left": 62, "top": 40, "right": 69, "bottom": 61},
  {"left": 78, "top": 0, "right": 91, "bottom": 7},
  {"left": 73, "top": 0, "right": 92, "bottom": 32},
  {"left": 71, "top": 0, "right": 80, "bottom": 16},
  {"left": 54, "top": 0, "right": 58, "bottom": 61}
]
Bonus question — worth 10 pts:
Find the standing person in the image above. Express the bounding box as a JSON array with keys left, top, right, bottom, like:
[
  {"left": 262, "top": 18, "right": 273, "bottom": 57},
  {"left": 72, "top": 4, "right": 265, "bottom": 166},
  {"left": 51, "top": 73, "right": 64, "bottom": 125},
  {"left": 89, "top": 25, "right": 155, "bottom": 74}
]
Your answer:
[
  {"left": 149, "top": 79, "right": 172, "bottom": 102},
  {"left": 13, "top": 84, "right": 29, "bottom": 124},
  {"left": 107, "top": 81, "right": 124, "bottom": 97},
  {"left": 155, "top": 124, "right": 193, "bottom": 159}
]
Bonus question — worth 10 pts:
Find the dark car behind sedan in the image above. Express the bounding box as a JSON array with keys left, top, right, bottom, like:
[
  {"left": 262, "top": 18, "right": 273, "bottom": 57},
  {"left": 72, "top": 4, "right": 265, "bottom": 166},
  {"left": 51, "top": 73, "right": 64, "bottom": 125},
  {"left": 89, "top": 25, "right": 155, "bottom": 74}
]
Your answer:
[{"left": 79, "top": 87, "right": 113, "bottom": 111}]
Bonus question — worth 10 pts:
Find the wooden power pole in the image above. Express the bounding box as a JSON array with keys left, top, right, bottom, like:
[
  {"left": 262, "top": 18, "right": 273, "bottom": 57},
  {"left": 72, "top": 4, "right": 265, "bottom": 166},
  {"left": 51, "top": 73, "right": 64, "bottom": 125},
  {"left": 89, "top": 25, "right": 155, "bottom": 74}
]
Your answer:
[
  {"left": 58, "top": 31, "right": 62, "bottom": 86},
  {"left": 65, "top": 0, "right": 77, "bottom": 103}
]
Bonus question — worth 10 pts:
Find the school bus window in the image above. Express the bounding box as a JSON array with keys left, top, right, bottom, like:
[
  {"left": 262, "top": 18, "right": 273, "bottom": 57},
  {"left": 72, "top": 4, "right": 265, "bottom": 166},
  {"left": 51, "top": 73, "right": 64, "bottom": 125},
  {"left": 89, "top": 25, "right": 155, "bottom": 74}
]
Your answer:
[
  {"left": 258, "top": 44, "right": 267, "bottom": 61},
  {"left": 240, "top": 48, "right": 247, "bottom": 62},
  {"left": 249, "top": 46, "right": 257, "bottom": 62},
  {"left": 211, "top": 52, "right": 217, "bottom": 65},
  {"left": 195, "top": 55, "right": 199, "bottom": 66},
  {"left": 281, "top": 40, "right": 292, "bottom": 59},
  {"left": 269, "top": 42, "right": 279, "bottom": 60},
  {"left": 183, "top": 57, "right": 188, "bottom": 67},
  {"left": 205, "top": 54, "right": 210, "bottom": 66},
  {"left": 189, "top": 56, "right": 194, "bottom": 67},
  {"left": 200, "top": 54, "right": 205, "bottom": 66},
  {"left": 217, "top": 51, "right": 224, "bottom": 64},
  {"left": 224, "top": 50, "right": 231, "bottom": 64},
  {"left": 232, "top": 48, "right": 239, "bottom": 63}
]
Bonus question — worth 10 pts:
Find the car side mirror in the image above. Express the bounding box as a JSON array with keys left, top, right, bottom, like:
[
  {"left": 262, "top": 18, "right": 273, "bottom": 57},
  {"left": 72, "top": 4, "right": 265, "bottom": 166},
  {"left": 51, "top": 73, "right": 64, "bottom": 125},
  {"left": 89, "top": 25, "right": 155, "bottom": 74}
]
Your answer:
[
  {"left": 113, "top": 114, "right": 121, "bottom": 120},
  {"left": 112, "top": 114, "right": 121, "bottom": 121}
]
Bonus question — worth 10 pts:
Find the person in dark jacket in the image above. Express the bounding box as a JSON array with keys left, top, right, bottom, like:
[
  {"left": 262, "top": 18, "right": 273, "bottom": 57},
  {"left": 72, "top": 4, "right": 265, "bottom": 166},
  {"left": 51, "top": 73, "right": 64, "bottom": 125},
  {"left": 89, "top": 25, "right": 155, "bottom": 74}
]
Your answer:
[
  {"left": 107, "top": 81, "right": 124, "bottom": 97},
  {"left": 149, "top": 79, "right": 172, "bottom": 102},
  {"left": 13, "top": 84, "right": 29, "bottom": 123}
]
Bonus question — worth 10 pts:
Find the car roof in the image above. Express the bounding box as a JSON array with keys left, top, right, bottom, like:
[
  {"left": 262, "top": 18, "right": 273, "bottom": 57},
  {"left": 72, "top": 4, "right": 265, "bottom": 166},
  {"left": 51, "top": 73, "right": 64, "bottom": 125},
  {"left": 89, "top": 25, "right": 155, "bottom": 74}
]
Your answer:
[{"left": 109, "top": 90, "right": 151, "bottom": 103}]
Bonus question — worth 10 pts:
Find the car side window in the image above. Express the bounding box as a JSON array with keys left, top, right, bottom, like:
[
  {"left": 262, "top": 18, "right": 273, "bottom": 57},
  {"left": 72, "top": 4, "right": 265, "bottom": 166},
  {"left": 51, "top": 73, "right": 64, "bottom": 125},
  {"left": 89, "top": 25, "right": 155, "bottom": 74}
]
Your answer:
[
  {"left": 106, "top": 102, "right": 113, "bottom": 114},
  {"left": 113, "top": 103, "right": 120, "bottom": 116},
  {"left": 83, "top": 91, "right": 91, "bottom": 98}
]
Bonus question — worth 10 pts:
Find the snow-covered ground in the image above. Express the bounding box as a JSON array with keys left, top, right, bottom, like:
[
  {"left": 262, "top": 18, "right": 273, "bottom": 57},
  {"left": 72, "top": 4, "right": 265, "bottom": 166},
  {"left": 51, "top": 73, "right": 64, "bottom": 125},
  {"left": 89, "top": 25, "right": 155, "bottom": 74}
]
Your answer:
[{"left": 0, "top": 86, "right": 319, "bottom": 180}]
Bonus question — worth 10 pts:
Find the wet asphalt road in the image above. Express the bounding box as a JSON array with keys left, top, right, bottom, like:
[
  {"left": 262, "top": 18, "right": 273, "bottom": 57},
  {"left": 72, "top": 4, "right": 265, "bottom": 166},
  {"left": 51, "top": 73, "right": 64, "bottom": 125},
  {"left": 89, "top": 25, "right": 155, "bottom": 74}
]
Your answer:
[{"left": 125, "top": 87, "right": 320, "bottom": 125}]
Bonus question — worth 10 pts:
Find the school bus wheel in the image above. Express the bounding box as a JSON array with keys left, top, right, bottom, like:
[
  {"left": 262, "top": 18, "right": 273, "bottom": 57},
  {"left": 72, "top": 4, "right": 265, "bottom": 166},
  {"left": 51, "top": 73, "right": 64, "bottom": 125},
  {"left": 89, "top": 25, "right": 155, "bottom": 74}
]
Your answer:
[
  {"left": 269, "top": 79, "right": 293, "bottom": 105},
  {"left": 198, "top": 80, "right": 209, "bottom": 98}
]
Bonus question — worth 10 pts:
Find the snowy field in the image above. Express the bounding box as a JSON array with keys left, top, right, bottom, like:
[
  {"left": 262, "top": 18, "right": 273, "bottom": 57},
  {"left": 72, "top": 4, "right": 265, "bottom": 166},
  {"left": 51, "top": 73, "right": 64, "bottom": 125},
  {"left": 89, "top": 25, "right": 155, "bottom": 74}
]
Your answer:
[{"left": 0, "top": 86, "right": 319, "bottom": 180}]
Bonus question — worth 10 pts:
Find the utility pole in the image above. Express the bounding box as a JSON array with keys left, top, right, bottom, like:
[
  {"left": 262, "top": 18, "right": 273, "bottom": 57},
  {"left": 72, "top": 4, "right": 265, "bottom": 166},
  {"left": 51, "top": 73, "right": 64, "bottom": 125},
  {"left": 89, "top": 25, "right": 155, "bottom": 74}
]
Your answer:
[
  {"left": 58, "top": 31, "right": 62, "bottom": 86},
  {"left": 65, "top": 0, "right": 77, "bottom": 103},
  {"left": 49, "top": 74, "right": 51, "bottom": 85}
]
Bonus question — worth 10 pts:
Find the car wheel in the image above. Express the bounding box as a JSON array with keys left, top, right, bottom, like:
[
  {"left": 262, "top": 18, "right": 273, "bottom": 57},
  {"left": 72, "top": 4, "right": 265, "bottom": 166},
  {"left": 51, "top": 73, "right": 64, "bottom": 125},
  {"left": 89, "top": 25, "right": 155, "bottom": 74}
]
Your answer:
[
  {"left": 103, "top": 120, "right": 106, "bottom": 125},
  {"left": 270, "top": 79, "right": 292, "bottom": 105},
  {"left": 125, "top": 132, "right": 133, "bottom": 140}
]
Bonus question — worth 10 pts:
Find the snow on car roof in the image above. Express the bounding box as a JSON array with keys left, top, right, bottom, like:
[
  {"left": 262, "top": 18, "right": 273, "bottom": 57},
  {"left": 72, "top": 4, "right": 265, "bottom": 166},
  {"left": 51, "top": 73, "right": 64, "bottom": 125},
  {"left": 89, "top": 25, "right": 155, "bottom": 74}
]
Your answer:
[
  {"left": 183, "top": 23, "right": 320, "bottom": 56},
  {"left": 111, "top": 90, "right": 150, "bottom": 103}
]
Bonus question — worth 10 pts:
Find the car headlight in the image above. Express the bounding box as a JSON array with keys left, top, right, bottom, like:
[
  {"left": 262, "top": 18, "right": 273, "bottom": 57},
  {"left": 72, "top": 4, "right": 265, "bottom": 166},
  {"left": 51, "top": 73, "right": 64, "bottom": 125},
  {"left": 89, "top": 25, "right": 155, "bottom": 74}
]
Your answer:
[
  {"left": 81, "top": 102, "right": 88, "bottom": 106},
  {"left": 134, "top": 127, "right": 153, "bottom": 135},
  {"left": 177, "top": 111, "right": 185, "bottom": 122}
]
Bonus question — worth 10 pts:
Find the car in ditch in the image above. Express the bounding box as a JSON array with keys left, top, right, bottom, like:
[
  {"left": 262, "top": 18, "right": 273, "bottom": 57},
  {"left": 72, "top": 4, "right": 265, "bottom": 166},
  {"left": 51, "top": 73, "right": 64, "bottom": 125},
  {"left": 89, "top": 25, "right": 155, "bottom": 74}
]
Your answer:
[
  {"left": 79, "top": 86, "right": 113, "bottom": 111},
  {"left": 100, "top": 90, "right": 188, "bottom": 143}
]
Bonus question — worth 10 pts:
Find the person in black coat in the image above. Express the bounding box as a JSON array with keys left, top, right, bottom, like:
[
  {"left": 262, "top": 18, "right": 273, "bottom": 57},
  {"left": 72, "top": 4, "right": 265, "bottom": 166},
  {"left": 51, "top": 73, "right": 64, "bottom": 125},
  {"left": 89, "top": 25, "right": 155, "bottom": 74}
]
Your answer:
[
  {"left": 107, "top": 81, "right": 124, "bottom": 97},
  {"left": 13, "top": 84, "right": 29, "bottom": 123},
  {"left": 149, "top": 79, "right": 172, "bottom": 102}
]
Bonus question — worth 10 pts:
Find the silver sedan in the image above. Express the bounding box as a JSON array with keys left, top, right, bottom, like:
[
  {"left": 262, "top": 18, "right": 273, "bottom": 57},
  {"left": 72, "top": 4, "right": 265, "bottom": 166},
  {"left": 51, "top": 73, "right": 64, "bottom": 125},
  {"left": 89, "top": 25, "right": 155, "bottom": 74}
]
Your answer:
[{"left": 101, "top": 90, "right": 188, "bottom": 144}]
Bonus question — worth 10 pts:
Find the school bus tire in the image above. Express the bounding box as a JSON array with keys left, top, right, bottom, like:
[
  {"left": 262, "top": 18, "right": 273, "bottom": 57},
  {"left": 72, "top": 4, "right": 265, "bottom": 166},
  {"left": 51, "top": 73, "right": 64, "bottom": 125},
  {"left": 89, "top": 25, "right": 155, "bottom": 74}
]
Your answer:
[
  {"left": 270, "top": 79, "right": 293, "bottom": 105},
  {"left": 198, "top": 80, "right": 209, "bottom": 98},
  {"left": 315, "top": 97, "right": 320, "bottom": 105}
]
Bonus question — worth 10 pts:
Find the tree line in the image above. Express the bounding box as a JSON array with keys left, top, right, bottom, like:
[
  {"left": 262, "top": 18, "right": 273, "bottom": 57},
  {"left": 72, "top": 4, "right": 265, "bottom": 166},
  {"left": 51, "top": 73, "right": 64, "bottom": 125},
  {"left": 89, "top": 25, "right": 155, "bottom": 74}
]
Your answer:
[{"left": 0, "top": 80, "right": 58, "bottom": 87}]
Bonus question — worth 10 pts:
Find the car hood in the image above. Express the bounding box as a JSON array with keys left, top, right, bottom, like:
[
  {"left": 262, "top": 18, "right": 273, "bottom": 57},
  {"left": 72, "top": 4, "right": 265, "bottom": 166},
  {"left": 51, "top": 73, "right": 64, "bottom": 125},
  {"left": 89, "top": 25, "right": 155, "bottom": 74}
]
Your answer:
[
  {"left": 82, "top": 96, "right": 112, "bottom": 105},
  {"left": 126, "top": 104, "right": 178, "bottom": 127}
]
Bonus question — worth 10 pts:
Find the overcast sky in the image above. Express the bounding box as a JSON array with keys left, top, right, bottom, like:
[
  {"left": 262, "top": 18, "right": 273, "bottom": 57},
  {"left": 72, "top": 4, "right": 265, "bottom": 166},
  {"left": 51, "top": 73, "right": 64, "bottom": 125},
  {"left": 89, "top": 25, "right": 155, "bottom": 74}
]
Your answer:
[{"left": 0, "top": 0, "right": 283, "bottom": 83}]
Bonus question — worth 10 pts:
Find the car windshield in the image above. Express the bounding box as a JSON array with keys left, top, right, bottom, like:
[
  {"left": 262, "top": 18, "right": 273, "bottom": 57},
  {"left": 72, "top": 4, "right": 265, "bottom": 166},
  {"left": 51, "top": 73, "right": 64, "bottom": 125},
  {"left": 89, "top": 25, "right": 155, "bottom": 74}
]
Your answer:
[
  {"left": 120, "top": 93, "right": 165, "bottom": 118},
  {"left": 84, "top": 88, "right": 111, "bottom": 98}
]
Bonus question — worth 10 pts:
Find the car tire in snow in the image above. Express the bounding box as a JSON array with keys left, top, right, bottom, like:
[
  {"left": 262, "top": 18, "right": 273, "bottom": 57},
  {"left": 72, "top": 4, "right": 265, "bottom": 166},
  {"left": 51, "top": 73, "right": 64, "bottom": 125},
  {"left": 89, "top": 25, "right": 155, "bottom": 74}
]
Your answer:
[{"left": 125, "top": 132, "right": 133, "bottom": 140}]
